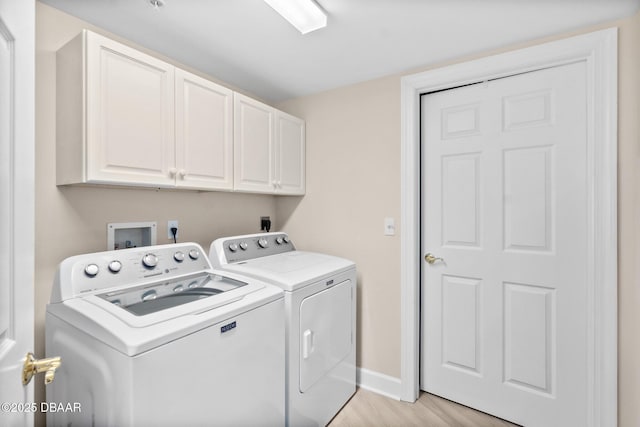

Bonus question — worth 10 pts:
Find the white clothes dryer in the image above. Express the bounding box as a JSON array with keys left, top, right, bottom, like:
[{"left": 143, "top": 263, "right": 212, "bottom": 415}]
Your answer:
[
  {"left": 46, "top": 242, "right": 285, "bottom": 427},
  {"left": 210, "top": 232, "right": 356, "bottom": 427}
]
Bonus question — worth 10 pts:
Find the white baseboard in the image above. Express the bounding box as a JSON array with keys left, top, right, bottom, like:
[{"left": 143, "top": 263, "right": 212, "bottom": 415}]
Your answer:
[{"left": 356, "top": 367, "right": 402, "bottom": 400}]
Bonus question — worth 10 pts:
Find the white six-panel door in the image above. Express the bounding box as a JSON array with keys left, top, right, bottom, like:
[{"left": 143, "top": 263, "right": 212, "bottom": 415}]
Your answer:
[
  {"left": 421, "top": 62, "right": 588, "bottom": 426},
  {"left": 0, "top": 0, "right": 35, "bottom": 425}
]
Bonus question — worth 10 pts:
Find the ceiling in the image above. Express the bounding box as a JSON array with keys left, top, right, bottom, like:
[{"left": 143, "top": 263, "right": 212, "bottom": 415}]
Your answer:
[{"left": 40, "top": 0, "right": 640, "bottom": 103}]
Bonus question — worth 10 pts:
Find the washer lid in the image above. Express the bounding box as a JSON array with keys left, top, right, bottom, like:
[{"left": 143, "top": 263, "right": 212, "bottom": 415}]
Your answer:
[
  {"left": 225, "top": 251, "right": 355, "bottom": 291},
  {"left": 46, "top": 272, "right": 284, "bottom": 356},
  {"left": 96, "top": 272, "right": 246, "bottom": 317}
]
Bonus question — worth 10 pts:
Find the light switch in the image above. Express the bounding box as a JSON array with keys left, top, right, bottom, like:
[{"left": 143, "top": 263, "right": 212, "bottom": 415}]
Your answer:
[{"left": 384, "top": 217, "right": 395, "bottom": 236}]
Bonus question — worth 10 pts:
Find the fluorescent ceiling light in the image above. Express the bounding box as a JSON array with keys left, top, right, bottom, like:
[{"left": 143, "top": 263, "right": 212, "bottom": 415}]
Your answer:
[{"left": 264, "top": 0, "right": 327, "bottom": 34}]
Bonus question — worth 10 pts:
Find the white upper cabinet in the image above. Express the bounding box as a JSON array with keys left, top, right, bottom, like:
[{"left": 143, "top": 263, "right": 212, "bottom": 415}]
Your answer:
[
  {"left": 57, "top": 30, "right": 176, "bottom": 187},
  {"left": 233, "top": 93, "right": 275, "bottom": 193},
  {"left": 57, "top": 30, "right": 303, "bottom": 195},
  {"left": 275, "top": 111, "right": 305, "bottom": 195},
  {"left": 234, "top": 93, "right": 305, "bottom": 195},
  {"left": 175, "top": 69, "right": 233, "bottom": 190}
]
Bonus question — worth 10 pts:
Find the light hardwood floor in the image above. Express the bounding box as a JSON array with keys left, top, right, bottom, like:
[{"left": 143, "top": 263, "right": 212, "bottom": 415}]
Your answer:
[{"left": 328, "top": 388, "right": 519, "bottom": 427}]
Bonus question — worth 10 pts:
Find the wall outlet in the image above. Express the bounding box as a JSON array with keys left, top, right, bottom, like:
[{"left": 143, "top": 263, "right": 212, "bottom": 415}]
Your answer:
[
  {"left": 168, "top": 220, "right": 178, "bottom": 239},
  {"left": 260, "top": 216, "right": 271, "bottom": 232}
]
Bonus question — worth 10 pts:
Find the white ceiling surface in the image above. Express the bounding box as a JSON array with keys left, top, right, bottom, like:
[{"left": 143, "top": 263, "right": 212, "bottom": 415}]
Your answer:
[{"left": 40, "top": 0, "right": 639, "bottom": 103}]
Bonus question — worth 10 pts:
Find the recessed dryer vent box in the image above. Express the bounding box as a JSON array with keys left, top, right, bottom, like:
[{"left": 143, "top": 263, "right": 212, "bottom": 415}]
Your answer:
[{"left": 107, "top": 221, "right": 157, "bottom": 250}]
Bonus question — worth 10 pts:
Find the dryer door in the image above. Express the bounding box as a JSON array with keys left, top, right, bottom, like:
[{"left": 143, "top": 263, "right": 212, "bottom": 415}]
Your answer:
[{"left": 299, "top": 279, "right": 352, "bottom": 392}]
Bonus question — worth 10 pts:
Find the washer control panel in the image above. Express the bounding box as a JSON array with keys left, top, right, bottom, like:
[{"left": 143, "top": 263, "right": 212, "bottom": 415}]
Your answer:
[
  {"left": 52, "top": 243, "right": 212, "bottom": 303},
  {"left": 220, "top": 233, "right": 294, "bottom": 264}
]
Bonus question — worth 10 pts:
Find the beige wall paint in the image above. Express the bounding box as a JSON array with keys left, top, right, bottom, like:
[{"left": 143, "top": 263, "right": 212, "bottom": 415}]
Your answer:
[
  {"left": 615, "top": 10, "right": 640, "bottom": 427},
  {"left": 35, "top": 1, "right": 640, "bottom": 426},
  {"left": 277, "top": 78, "right": 402, "bottom": 376},
  {"left": 277, "top": 12, "right": 640, "bottom": 427},
  {"left": 35, "top": 3, "right": 277, "bottom": 422}
]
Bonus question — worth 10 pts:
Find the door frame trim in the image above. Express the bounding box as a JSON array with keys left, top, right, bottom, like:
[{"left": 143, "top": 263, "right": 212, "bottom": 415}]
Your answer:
[{"left": 400, "top": 28, "right": 617, "bottom": 426}]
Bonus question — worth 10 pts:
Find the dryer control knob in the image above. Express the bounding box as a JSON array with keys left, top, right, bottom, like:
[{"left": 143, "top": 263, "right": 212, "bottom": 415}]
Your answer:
[
  {"left": 228, "top": 243, "right": 239, "bottom": 252},
  {"left": 108, "top": 260, "right": 122, "bottom": 273},
  {"left": 142, "top": 253, "right": 158, "bottom": 268},
  {"left": 239, "top": 242, "right": 248, "bottom": 250},
  {"left": 84, "top": 263, "right": 99, "bottom": 277},
  {"left": 275, "top": 237, "right": 284, "bottom": 245},
  {"left": 174, "top": 251, "right": 185, "bottom": 262},
  {"left": 189, "top": 249, "right": 200, "bottom": 260},
  {"left": 258, "top": 238, "right": 269, "bottom": 248},
  {"left": 283, "top": 236, "right": 290, "bottom": 244}
]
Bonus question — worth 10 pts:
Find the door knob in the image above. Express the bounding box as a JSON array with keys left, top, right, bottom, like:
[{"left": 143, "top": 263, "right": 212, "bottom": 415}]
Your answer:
[
  {"left": 22, "top": 352, "right": 61, "bottom": 386},
  {"left": 424, "top": 253, "right": 445, "bottom": 265}
]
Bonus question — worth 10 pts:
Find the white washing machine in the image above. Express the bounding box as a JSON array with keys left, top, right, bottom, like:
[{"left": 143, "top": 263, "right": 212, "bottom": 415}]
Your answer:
[
  {"left": 46, "top": 242, "right": 285, "bottom": 427},
  {"left": 209, "top": 232, "right": 356, "bottom": 427}
]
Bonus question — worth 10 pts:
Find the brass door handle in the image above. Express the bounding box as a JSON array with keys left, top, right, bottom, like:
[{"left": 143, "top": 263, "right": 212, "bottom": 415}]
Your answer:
[
  {"left": 22, "top": 352, "right": 61, "bottom": 386},
  {"left": 424, "top": 253, "right": 445, "bottom": 265}
]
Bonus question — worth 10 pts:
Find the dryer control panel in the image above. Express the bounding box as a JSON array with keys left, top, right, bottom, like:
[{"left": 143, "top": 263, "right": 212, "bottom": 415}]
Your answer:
[{"left": 211, "top": 232, "right": 295, "bottom": 265}]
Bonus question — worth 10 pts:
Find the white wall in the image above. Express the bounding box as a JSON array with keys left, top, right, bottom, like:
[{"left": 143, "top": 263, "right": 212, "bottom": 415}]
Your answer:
[
  {"left": 35, "top": 2, "right": 640, "bottom": 426},
  {"left": 277, "top": 12, "right": 640, "bottom": 427}
]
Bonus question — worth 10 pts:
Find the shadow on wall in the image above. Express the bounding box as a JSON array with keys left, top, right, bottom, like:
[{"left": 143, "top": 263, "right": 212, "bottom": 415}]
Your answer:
[
  {"left": 53, "top": 185, "right": 278, "bottom": 252},
  {"left": 274, "top": 195, "right": 304, "bottom": 231}
]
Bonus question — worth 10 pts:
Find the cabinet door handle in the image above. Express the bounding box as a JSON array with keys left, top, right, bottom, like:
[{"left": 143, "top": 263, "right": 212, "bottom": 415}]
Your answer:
[
  {"left": 179, "top": 169, "right": 186, "bottom": 178},
  {"left": 169, "top": 167, "right": 177, "bottom": 177}
]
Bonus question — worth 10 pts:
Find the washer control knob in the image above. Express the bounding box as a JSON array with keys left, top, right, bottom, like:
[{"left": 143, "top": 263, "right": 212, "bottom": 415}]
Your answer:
[
  {"left": 108, "top": 260, "right": 122, "bottom": 273},
  {"left": 258, "top": 238, "right": 269, "bottom": 249},
  {"left": 141, "top": 290, "right": 157, "bottom": 301},
  {"left": 84, "top": 263, "right": 99, "bottom": 277},
  {"left": 275, "top": 237, "right": 284, "bottom": 245},
  {"left": 228, "top": 243, "right": 239, "bottom": 252},
  {"left": 174, "top": 251, "right": 185, "bottom": 262},
  {"left": 283, "top": 236, "right": 290, "bottom": 244},
  {"left": 239, "top": 242, "right": 248, "bottom": 251},
  {"left": 142, "top": 253, "right": 159, "bottom": 268},
  {"left": 188, "top": 249, "right": 200, "bottom": 260}
]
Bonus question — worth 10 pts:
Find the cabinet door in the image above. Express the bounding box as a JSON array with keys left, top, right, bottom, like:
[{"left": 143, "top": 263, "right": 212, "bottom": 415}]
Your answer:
[
  {"left": 85, "top": 31, "right": 175, "bottom": 187},
  {"left": 175, "top": 69, "right": 233, "bottom": 190},
  {"left": 275, "top": 111, "right": 305, "bottom": 195},
  {"left": 233, "top": 93, "right": 274, "bottom": 193}
]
